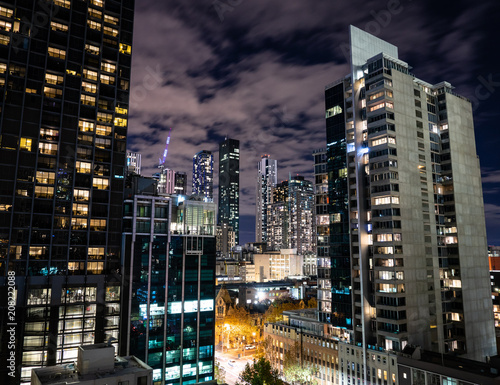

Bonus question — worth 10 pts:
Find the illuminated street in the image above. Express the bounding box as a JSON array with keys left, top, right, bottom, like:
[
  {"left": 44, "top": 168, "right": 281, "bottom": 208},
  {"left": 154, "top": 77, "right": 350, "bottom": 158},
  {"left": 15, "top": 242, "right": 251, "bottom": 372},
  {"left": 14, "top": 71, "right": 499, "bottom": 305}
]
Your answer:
[{"left": 216, "top": 347, "right": 256, "bottom": 385}]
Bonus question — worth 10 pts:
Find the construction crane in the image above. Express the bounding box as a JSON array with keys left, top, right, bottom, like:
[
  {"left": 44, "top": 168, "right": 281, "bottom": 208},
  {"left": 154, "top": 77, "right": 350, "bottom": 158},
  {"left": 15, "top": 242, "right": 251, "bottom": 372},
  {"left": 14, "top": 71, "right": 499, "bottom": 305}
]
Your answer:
[{"left": 159, "top": 127, "right": 173, "bottom": 168}]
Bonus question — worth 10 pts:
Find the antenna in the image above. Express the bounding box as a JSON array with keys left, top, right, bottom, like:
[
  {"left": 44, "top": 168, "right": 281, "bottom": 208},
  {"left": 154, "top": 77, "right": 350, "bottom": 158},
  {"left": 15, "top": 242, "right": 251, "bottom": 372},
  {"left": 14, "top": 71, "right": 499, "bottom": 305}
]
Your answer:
[{"left": 159, "top": 127, "right": 173, "bottom": 167}]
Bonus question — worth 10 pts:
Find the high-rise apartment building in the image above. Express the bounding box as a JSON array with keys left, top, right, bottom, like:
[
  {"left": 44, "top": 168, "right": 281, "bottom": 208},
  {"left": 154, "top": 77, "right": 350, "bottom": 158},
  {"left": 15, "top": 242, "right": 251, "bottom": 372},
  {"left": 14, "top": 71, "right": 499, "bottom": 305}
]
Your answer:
[
  {"left": 255, "top": 154, "right": 277, "bottom": 243},
  {"left": 122, "top": 177, "right": 216, "bottom": 385},
  {"left": 266, "top": 176, "right": 314, "bottom": 256},
  {"left": 126, "top": 151, "right": 141, "bottom": 175},
  {"left": 218, "top": 137, "right": 240, "bottom": 244},
  {"left": 0, "top": 1, "right": 134, "bottom": 383},
  {"left": 156, "top": 168, "right": 187, "bottom": 195},
  {"left": 323, "top": 26, "right": 496, "bottom": 360},
  {"left": 192, "top": 150, "right": 213, "bottom": 201},
  {"left": 313, "top": 149, "right": 330, "bottom": 314}
]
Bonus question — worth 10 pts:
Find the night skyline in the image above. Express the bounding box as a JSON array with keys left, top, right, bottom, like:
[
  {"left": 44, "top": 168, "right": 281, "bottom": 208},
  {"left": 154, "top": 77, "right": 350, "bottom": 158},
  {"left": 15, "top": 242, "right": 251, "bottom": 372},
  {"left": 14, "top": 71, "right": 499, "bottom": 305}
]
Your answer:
[{"left": 127, "top": 0, "right": 500, "bottom": 245}]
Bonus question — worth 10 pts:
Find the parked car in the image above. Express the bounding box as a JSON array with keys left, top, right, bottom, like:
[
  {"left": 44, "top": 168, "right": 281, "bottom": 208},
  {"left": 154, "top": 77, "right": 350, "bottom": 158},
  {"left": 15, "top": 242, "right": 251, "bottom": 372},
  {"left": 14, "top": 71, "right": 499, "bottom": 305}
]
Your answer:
[
  {"left": 228, "top": 360, "right": 236, "bottom": 366},
  {"left": 245, "top": 345, "right": 256, "bottom": 350}
]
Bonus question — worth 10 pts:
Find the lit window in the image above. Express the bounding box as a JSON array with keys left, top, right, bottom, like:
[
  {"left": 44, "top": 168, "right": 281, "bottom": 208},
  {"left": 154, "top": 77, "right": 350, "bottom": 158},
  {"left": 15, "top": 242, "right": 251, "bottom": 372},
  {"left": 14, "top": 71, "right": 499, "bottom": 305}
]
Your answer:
[
  {"left": 85, "top": 44, "right": 100, "bottom": 55},
  {"left": 45, "top": 73, "right": 64, "bottom": 85},
  {"left": 100, "top": 74, "right": 115, "bottom": 85},
  {"left": 101, "top": 62, "right": 116, "bottom": 73},
  {"left": 36, "top": 171, "right": 55, "bottom": 184},
  {"left": 0, "top": 6, "right": 14, "bottom": 17},
  {"left": 82, "top": 81, "right": 97, "bottom": 93},
  {"left": 83, "top": 69, "right": 98, "bottom": 81},
  {"left": 91, "top": 0, "right": 104, "bottom": 7},
  {"left": 39, "top": 142, "right": 58, "bottom": 155},
  {"left": 93, "top": 178, "right": 109, "bottom": 190},
  {"left": 119, "top": 43, "right": 131, "bottom": 55},
  {"left": 96, "top": 125, "right": 112, "bottom": 136},
  {"left": 115, "top": 106, "right": 128, "bottom": 115},
  {"left": 0, "top": 20, "right": 12, "bottom": 32},
  {"left": 97, "top": 112, "right": 113, "bottom": 123},
  {"left": 71, "top": 218, "right": 88, "bottom": 230},
  {"left": 72, "top": 203, "right": 89, "bottom": 216},
  {"left": 89, "top": 8, "right": 102, "bottom": 18},
  {"left": 0, "top": 35, "right": 10, "bottom": 46},
  {"left": 20, "top": 138, "right": 32, "bottom": 151},
  {"left": 80, "top": 94, "right": 96, "bottom": 106},
  {"left": 79, "top": 120, "right": 95, "bottom": 132},
  {"left": 53, "top": 0, "right": 71, "bottom": 8},
  {"left": 95, "top": 138, "right": 111, "bottom": 149},
  {"left": 373, "top": 196, "right": 399, "bottom": 206},
  {"left": 87, "top": 20, "right": 102, "bottom": 31},
  {"left": 50, "top": 21, "right": 68, "bottom": 32},
  {"left": 103, "top": 26, "right": 118, "bottom": 37},
  {"left": 48, "top": 47, "right": 66, "bottom": 60},
  {"left": 74, "top": 189, "right": 90, "bottom": 202},
  {"left": 34, "top": 186, "right": 54, "bottom": 199},
  {"left": 90, "top": 220, "right": 106, "bottom": 231},
  {"left": 0, "top": 63, "right": 6, "bottom": 74},
  {"left": 326, "top": 105, "right": 342, "bottom": 118},
  {"left": 114, "top": 117, "right": 127, "bottom": 127},
  {"left": 104, "top": 14, "right": 119, "bottom": 25},
  {"left": 44, "top": 87, "right": 63, "bottom": 98},
  {"left": 76, "top": 161, "right": 92, "bottom": 174}
]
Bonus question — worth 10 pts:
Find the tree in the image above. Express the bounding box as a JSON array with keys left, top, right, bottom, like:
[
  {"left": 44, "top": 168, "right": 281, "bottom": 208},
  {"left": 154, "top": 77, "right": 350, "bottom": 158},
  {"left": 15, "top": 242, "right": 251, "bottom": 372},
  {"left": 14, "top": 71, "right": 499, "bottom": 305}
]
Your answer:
[
  {"left": 236, "top": 357, "right": 284, "bottom": 385},
  {"left": 221, "top": 305, "right": 260, "bottom": 349},
  {"left": 214, "top": 360, "right": 225, "bottom": 384},
  {"left": 283, "top": 342, "right": 318, "bottom": 385},
  {"left": 307, "top": 297, "right": 317, "bottom": 309},
  {"left": 264, "top": 298, "right": 304, "bottom": 324}
]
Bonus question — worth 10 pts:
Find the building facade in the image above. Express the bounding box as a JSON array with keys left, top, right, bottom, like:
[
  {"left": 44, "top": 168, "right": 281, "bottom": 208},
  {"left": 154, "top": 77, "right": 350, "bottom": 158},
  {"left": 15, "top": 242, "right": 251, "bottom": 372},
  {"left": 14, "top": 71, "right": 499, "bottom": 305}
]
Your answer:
[
  {"left": 122, "top": 191, "right": 216, "bottom": 385},
  {"left": 218, "top": 137, "right": 240, "bottom": 244},
  {"left": 323, "top": 26, "right": 495, "bottom": 359},
  {"left": 193, "top": 150, "right": 213, "bottom": 202},
  {"left": 256, "top": 154, "right": 277, "bottom": 243},
  {"left": 0, "top": 0, "right": 134, "bottom": 382},
  {"left": 127, "top": 152, "right": 141, "bottom": 175}
]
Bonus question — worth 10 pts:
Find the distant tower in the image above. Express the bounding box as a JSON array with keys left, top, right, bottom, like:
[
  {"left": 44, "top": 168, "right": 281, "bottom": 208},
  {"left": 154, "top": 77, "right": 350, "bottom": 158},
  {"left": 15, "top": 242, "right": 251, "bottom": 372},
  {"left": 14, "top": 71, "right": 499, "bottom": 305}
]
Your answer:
[
  {"left": 256, "top": 155, "right": 277, "bottom": 243},
  {"left": 193, "top": 150, "right": 214, "bottom": 201},
  {"left": 218, "top": 137, "right": 240, "bottom": 245}
]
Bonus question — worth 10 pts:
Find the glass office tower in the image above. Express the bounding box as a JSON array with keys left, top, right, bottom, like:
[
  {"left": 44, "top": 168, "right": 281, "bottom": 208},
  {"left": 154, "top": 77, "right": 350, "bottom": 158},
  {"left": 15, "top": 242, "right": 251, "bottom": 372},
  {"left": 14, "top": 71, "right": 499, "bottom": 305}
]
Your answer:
[
  {"left": 255, "top": 154, "right": 277, "bottom": 243},
  {"left": 123, "top": 186, "right": 216, "bottom": 385},
  {"left": 218, "top": 137, "right": 239, "bottom": 245},
  {"left": 192, "top": 150, "right": 213, "bottom": 202},
  {"left": 0, "top": 0, "right": 134, "bottom": 383}
]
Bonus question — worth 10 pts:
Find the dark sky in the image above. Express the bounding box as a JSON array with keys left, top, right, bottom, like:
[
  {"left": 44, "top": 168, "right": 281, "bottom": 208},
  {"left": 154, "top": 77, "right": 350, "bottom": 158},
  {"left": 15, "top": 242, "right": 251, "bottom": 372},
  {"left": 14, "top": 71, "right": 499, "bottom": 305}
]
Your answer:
[{"left": 128, "top": 0, "right": 500, "bottom": 246}]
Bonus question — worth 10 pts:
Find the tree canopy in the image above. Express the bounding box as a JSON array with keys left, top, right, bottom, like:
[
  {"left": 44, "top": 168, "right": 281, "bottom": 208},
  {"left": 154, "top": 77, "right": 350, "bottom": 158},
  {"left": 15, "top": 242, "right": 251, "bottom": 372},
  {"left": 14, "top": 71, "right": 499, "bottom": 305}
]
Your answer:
[{"left": 237, "top": 358, "right": 284, "bottom": 385}]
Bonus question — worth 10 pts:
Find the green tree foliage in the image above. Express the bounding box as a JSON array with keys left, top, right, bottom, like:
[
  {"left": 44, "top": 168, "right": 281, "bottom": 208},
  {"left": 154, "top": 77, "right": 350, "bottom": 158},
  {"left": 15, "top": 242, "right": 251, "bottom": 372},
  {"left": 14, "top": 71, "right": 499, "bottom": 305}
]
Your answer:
[
  {"left": 264, "top": 297, "right": 317, "bottom": 324},
  {"left": 283, "top": 343, "right": 318, "bottom": 385},
  {"left": 214, "top": 360, "right": 226, "bottom": 384},
  {"left": 236, "top": 357, "right": 284, "bottom": 385},
  {"left": 218, "top": 305, "right": 260, "bottom": 349}
]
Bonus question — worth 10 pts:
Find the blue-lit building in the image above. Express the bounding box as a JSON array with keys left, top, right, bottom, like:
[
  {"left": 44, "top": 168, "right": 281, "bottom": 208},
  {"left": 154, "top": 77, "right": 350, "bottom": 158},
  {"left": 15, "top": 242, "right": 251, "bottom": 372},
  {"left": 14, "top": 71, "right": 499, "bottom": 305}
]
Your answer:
[{"left": 122, "top": 177, "right": 216, "bottom": 385}]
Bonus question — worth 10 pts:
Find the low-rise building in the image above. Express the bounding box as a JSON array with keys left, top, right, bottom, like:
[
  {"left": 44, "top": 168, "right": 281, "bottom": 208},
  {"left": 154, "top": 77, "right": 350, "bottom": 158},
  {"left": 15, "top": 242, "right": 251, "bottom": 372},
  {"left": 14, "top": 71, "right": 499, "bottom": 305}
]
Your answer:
[{"left": 31, "top": 344, "right": 152, "bottom": 385}]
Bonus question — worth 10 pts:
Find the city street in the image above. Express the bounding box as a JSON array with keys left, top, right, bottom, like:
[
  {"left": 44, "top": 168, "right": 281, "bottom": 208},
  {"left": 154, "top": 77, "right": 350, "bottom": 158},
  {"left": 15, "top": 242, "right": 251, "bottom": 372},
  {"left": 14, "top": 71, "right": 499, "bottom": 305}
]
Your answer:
[{"left": 216, "top": 347, "right": 256, "bottom": 385}]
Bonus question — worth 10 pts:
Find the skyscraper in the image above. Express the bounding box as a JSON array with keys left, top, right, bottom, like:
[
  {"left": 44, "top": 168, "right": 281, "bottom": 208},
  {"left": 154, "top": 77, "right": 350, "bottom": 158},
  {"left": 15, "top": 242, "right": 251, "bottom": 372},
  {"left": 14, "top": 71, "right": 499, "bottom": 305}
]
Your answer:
[
  {"left": 192, "top": 150, "right": 213, "bottom": 201},
  {"left": 323, "top": 26, "right": 495, "bottom": 359},
  {"left": 218, "top": 137, "right": 240, "bottom": 244},
  {"left": 255, "top": 154, "right": 277, "bottom": 243},
  {"left": 127, "top": 151, "right": 141, "bottom": 175},
  {"left": 0, "top": 0, "right": 135, "bottom": 382}
]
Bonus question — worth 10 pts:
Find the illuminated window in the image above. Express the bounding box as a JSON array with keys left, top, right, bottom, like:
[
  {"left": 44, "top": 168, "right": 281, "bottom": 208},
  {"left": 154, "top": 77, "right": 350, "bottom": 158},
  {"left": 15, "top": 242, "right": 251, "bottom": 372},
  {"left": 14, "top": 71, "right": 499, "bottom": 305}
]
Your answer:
[
  {"left": 0, "top": 63, "right": 6, "bottom": 73},
  {"left": 101, "top": 62, "right": 116, "bottom": 73},
  {"left": 119, "top": 43, "right": 131, "bottom": 55},
  {"left": 89, "top": 8, "right": 102, "bottom": 18},
  {"left": 78, "top": 134, "right": 93, "bottom": 145},
  {"left": 71, "top": 218, "right": 88, "bottom": 230},
  {"left": 97, "top": 112, "right": 113, "bottom": 123},
  {"left": 72, "top": 203, "right": 89, "bottom": 216},
  {"left": 87, "top": 20, "right": 102, "bottom": 31},
  {"left": 20, "top": 137, "right": 32, "bottom": 151},
  {"left": 93, "top": 178, "right": 109, "bottom": 190},
  {"left": 373, "top": 196, "right": 399, "bottom": 206},
  {"left": 74, "top": 189, "right": 90, "bottom": 202},
  {"left": 88, "top": 247, "right": 105, "bottom": 259},
  {"left": 34, "top": 186, "right": 54, "bottom": 199},
  {"left": 0, "top": 204, "right": 11, "bottom": 211},
  {"left": 114, "top": 117, "right": 127, "bottom": 127},
  {"left": 66, "top": 69, "right": 77, "bottom": 76},
  {"left": 83, "top": 69, "right": 98, "bottom": 81},
  {"left": 50, "top": 21, "right": 68, "bottom": 32},
  {"left": 0, "top": 35, "right": 9, "bottom": 46},
  {"left": 79, "top": 120, "right": 94, "bottom": 132},
  {"left": 96, "top": 125, "right": 112, "bottom": 136},
  {"left": 91, "top": 0, "right": 104, "bottom": 7},
  {"left": 326, "top": 105, "right": 342, "bottom": 118},
  {"left": 115, "top": 106, "right": 128, "bottom": 115},
  {"left": 103, "top": 26, "right": 118, "bottom": 37},
  {"left": 338, "top": 167, "right": 347, "bottom": 178},
  {"left": 82, "top": 81, "right": 97, "bottom": 93},
  {"left": 48, "top": 47, "right": 66, "bottom": 59},
  {"left": 80, "top": 94, "right": 96, "bottom": 106},
  {"left": 0, "top": 20, "right": 12, "bottom": 31},
  {"left": 76, "top": 161, "right": 92, "bottom": 174},
  {"left": 85, "top": 44, "right": 100, "bottom": 55},
  {"left": 0, "top": 6, "right": 14, "bottom": 17},
  {"left": 44, "top": 87, "right": 63, "bottom": 98},
  {"left": 36, "top": 171, "right": 55, "bottom": 184},
  {"left": 104, "top": 14, "right": 119, "bottom": 25},
  {"left": 88, "top": 262, "right": 103, "bottom": 274},
  {"left": 45, "top": 73, "right": 64, "bottom": 85},
  {"left": 39, "top": 142, "right": 58, "bottom": 155},
  {"left": 100, "top": 74, "right": 114, "bottom": 85},
  {"left": 53, "top": 0, "right": 71, "bottom": 8},
  {"left": 90, "top": 219, "right": 106, "bottom": 231},
  {"left": 95, "top": 138, "right": 111, "bottom": 149}
]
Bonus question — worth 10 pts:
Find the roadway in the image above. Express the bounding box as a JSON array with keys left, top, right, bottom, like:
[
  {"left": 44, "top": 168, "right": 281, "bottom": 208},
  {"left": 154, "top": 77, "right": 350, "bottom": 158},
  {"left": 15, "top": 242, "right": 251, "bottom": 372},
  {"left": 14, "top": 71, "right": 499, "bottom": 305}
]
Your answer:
[{"left": 216, "top": 346, "right": 256, "bottom": 385}]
